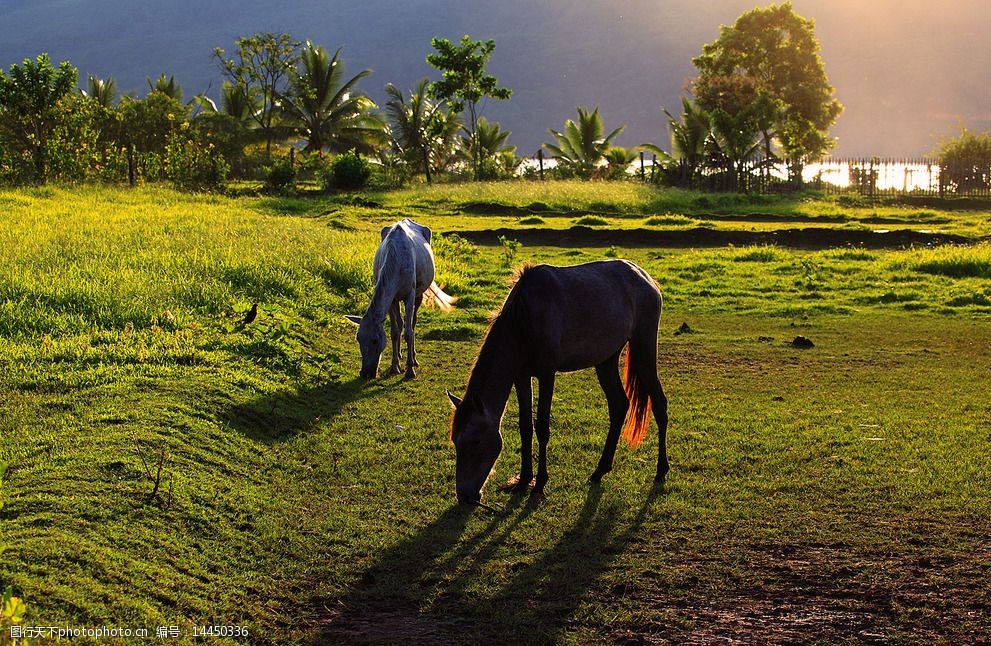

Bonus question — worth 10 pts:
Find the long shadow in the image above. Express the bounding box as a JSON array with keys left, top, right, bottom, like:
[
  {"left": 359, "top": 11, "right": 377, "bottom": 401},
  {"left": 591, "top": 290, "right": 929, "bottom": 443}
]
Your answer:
[
  {"left": 222, "top": 376, "right": 386, "bottom": 444},
  {"left": 313, "top": 483, "right": 664, "bottom": 644}
]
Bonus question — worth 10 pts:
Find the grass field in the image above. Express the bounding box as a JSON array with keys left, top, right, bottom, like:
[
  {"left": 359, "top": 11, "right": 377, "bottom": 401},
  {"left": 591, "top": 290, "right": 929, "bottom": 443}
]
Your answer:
[{"left": 1, "top": 182, "right": 990, "bottom": 643}]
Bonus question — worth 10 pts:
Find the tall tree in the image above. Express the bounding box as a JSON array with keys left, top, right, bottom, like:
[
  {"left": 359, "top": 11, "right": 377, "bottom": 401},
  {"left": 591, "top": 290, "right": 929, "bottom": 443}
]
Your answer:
[
  {"left": 544, "top": 106, "right": 624, "bottom": 179},
  {"left": 279, "top": 43, "right": 385, "bottom": 154},
  {"left": 214, "top": 32, "right": 300, "bottom": 160},
  {"left": 426, "top": 35, "right": 512, "bottom": 181},
  {"left": 0, "top": 53, "right": 77, "bottom": 183},
  {"left": 692, "top": 1, "right": 842, "bottom": 178}
]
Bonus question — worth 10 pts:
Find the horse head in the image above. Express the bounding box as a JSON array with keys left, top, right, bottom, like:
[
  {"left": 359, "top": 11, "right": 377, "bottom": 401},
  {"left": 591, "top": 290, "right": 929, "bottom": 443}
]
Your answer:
[
  {"left": 345, "top": 314, "right": 387, "bottom": 379},
  {"left": 448, "top": 391, "right": 503, "bottom": 504}
]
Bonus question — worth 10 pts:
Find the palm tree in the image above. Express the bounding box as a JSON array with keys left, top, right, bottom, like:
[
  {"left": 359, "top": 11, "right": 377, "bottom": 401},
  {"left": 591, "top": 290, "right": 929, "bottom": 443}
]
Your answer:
[
  {"left": 460, "top": 117, "right": 516, "bottom": 178},
  {"left": 84, "top": 75, "right": 117, "bottom": 108},
  {"left": 385, "top": 79, "right": 443, "bottom": 183},
  {"left": 279, "top": 43, "right": 385, "bottom": 154},
  {"left": 707, "top": 96, "right": 776, "bottom": 191},
  {"left": 603, "top": 146, "right": 638, "bottom": 179},
  {"left": 147, "top": 74, "right": 183, "bottom": 102},
  {"left": 641, "top": 98, "right": 711, "bottom": 188},
  {"left": 544, "top": 106, "right": 624, "bottom": 179}
]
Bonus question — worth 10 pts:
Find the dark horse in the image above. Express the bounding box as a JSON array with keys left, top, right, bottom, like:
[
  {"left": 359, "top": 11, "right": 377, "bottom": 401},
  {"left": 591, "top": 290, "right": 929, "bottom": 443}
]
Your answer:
[{"left": 448, "top": 259, "right": 668, "bottom": 504}]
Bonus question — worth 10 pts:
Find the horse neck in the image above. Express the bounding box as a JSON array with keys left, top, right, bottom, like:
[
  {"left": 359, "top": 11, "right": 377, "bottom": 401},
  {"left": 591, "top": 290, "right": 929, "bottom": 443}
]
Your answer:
[
  {"left": 364, "top": 247, "right": 399, "bottom": 324},
  {"left": 464, "top": 318, "right": 523, "bottom": 417}
]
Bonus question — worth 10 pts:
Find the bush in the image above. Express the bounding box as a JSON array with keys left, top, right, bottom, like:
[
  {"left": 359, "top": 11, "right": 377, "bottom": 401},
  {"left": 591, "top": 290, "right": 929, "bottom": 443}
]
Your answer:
[
  {"left": 322, "top": 149, "right": 372, "bottom": 191},
  {"left": 165, "top": 129, "right": 230, "bottom": 191},
  {"left": 262, "top": 156, "right": 297, "bottom": 193}
]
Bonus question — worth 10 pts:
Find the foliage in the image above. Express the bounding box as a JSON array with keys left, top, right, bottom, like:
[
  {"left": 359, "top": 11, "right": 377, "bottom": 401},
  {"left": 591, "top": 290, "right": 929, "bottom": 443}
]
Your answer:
[
  {"left": 214, "top": 32, "right": 301, "bottom": 159},
  {"left": 544, "top": 106, "right": 624, "bottom": 179},
  {"left": 323, "top": 149, "right": 372, "bottom": 191},
  {"left": 460, "top": 117, "right": 516, "bottom": 179},
  {"left": 85, "top": 74, "right": 118, "bottom": 109},
  {"left": 146, "top": 73, "right": 183, "bottom": 102},
  {"left": 279, "top": 43, "right": 385, "bottom": 155},
  {"left": 603, "top": 146, "right": 638, "bottom": 180},
  {"left": 119, "top": 91, "right": 190, "bottom": 155},
  {"left": 262, "top": 153, "right": 298, "bottom": 193},
  {"left": 934, "top": 126, "right": 991, "bottom": 192},
  {"left": 189, "top": 111, "right": 249, "bottom": 174},
  {"left": 643, "top": 98, "right": 709, "bottom": 187},
  {"left": 692, "top": 1, "right": 842, "bottom": 167},
  {"left": 0, "top": 53, "right": 78, "bottom": 183},
  {"left": 384, "top": 79, "right": 458, "bottom": 183},
  {"left": 497, "top": 234, "right": 522, "bottom": 267},
  {"left": 164, "top": 126, "right": 229, "bottom": 191},
  {"left": 426, "top": 35, "right": 512, "bottom": 180}
]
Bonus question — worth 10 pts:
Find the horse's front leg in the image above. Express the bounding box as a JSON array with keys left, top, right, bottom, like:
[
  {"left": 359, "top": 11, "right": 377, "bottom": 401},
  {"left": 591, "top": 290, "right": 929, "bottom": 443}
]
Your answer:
[
  {"left": 388, "top": 301, "right": 402, "bottom": 375},
  {"left": 531, "top": 372, "right": 556, "bottom": 503},
  {"left": 402, "top": 292, "right": 418, "bottom": 379},
  {"left": 500, "top": 377, "right": 534, "bottom": 494}
]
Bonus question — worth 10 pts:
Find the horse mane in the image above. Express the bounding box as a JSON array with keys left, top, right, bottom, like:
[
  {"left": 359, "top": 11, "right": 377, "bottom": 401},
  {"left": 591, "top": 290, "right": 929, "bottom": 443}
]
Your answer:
[{"left": 449, "top": 264, "right": 536, "bottom": 440}]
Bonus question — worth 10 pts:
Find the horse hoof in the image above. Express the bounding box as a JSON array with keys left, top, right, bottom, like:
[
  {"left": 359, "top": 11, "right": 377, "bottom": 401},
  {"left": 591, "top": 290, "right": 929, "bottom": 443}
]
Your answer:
[
  {"left": 527, "top": 490, "right": 547, "bottom": 506},
  {"left": 498, "top": 476, "right": 534, "bottom": 494},
  {"left": 404, "top": 370, "right": 416, "bottom": 380}
]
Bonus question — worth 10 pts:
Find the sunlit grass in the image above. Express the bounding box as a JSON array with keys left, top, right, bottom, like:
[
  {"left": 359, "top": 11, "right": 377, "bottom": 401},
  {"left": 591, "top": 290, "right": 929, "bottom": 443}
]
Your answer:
[{"left": 0, "top": 184, "right": 989, "bottom": 642}]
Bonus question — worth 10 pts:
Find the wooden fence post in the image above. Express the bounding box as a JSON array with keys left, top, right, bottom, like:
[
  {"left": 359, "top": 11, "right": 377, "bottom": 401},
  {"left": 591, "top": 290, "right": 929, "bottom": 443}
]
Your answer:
[
  {"left": 639, "top": 151, "right": 645, "bottom": 182},
  {"left": 538, "top": 149, "right": 544, "bottom": 181},
  {"left": 127, "top": 144, "right": 135, "bottom": 188}
]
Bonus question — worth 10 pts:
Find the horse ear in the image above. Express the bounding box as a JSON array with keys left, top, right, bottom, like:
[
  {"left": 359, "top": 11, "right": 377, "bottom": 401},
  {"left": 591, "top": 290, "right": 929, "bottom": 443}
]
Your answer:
[
  {"left": 344, "top": 315, "right": 362, "bottom": 326},
  {"left": 447, "top": 390, "right": 462, "bottom": 408}
]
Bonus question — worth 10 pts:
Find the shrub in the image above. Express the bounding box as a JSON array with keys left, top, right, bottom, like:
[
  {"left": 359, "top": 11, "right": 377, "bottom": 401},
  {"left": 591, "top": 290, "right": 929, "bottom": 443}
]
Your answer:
[
  {"left": 262, "top": 155, "right": 297, "bottom": 193},
  {"left": 323, "top": 149, "right": 372, "bottom": 191},
  {"left": 164, "top": 129, "right": 230, "bottom": 191}
]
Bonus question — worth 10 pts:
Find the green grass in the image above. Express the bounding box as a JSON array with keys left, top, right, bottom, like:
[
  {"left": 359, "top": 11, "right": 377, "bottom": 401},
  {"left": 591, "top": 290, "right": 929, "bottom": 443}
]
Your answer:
[{"left": 1, "top": 184, "right": 990, "bottom": 642}]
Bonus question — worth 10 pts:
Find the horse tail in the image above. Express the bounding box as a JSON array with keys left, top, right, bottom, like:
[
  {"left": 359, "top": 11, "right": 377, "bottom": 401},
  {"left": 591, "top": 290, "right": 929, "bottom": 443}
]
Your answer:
[
  {"left": 621, "top": 343, "right": 652, "bottom": 448},
  {"left": 424, "top": 281, "right": 458, "bottom": 311}
]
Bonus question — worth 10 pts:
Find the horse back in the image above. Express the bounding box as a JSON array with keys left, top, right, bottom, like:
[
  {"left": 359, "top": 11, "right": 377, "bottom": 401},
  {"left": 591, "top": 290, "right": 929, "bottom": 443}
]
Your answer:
[{"left": 508, "top": 260, "right": 660, "bottom": 371}]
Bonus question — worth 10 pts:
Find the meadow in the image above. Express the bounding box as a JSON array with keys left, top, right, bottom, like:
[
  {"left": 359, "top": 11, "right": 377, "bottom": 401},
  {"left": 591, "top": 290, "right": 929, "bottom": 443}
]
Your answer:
[{"left": 1, "top": 182, "right": 990, "bottom": 643}]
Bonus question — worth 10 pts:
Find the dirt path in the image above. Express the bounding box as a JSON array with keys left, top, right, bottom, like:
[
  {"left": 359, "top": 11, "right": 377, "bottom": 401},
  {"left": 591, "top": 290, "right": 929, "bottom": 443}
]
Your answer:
[{"left": 453, "top": 225, "right": 981, "bottom": 249}]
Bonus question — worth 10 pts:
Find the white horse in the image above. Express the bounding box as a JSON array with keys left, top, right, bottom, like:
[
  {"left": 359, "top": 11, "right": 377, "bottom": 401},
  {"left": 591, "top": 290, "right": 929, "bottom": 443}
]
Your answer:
[{"left": 346, "top": 219, "right": 455, "bottom": 379}]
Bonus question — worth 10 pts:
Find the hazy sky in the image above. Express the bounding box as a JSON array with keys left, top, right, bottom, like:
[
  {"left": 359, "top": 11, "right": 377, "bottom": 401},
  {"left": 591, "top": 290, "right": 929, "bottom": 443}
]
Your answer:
[{"left": 1, "top": 0, "right": 988, "bottom": 157}]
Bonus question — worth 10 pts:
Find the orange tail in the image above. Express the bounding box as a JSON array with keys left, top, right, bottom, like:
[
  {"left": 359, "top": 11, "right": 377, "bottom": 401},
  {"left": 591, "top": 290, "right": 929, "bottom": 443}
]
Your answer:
[{"left": 621, "top": 344, "right": 652, "bottom": 448}]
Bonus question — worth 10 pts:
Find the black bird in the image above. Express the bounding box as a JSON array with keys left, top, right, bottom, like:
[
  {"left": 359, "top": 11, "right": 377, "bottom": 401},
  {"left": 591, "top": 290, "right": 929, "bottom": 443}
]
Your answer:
[{"left": 242, "top": 303, "right": 258, "bottom": 325}]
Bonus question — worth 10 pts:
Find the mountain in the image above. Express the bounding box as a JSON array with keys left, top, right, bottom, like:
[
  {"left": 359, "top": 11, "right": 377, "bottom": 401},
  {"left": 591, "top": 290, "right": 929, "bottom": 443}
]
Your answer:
[{"left": 2, "top": 0, "right": 989, "bottom": 157}]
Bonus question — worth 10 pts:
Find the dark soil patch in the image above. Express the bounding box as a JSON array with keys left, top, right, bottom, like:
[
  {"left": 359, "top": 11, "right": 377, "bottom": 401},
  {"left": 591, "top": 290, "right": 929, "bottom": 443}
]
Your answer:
[{"left": 453, "top": 225, "right": 981, "bottom": 250}]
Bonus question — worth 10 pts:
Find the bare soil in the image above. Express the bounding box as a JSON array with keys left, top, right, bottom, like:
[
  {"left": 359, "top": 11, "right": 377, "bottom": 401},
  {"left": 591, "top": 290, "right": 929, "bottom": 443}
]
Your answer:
[{"left": 454, "top": 225, "right": 980, "bottom": 250}]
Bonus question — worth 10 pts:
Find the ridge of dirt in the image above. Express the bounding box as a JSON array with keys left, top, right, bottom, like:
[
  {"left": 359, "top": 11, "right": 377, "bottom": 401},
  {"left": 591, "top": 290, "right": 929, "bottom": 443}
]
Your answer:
[{"left": 452, "top": 225, "right": 982, "bottom": 249}]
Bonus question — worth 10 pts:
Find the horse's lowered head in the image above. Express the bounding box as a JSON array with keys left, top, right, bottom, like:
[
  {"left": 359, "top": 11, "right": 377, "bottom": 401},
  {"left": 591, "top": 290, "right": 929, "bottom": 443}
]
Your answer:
[
  {"left": 345, "top": 314, "right": 386, "bottom": 379},
  {"left": 448, "top": 390, "right": 503, "bottom": 504}
]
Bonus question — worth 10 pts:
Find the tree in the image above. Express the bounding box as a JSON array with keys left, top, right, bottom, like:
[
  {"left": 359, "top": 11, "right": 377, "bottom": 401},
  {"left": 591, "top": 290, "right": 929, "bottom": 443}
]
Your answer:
[
  {"left": 0, "top": 53, "right": 78, "bottom": 183},
  {"left": 147, "top": 74, "right": 183, "bottom": 102},
  {"left": 384, "top": 79, "right": 456, "bottom": 184},
  {"left": 692, "top": 1, "right": 842, "bottom": 177},
  {"left": 460, "top": 117, "right": 515, "bottom": 175},
  {"left": 85, "top": 75, "right": 118, "bottom": 108},
  {"left": 279, "top": 43, "right": 385, "bottom": 155},
  {"left": 214, "top": 32, "right": 300, "bottom": 160},
  {"left": 934, "top": 125, "right": 991, "bottom": 193},
  {"left": 544, "top": 106, "right": 624, "bottom": 179},
  {"left": 426, "top": 35, "right": 512, "bottom": 180},
  {"left": 642, "top": 98, "right": 712, "bottom": 188}
]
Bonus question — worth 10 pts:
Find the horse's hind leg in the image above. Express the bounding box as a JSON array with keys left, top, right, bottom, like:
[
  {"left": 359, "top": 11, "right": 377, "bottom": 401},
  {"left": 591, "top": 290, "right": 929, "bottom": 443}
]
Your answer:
[
  {"left": 402, "top": 292, "right": 419, "bottom": 379},
  {"left": 388, "top": 302, "right": 402, "bottom": 375},
  {"left": 500, "top": 377, "right": 534, "bottom": 494},
  {"left": 590, "top": 349, "right": 628, "bottom": 482},
  {"left": 630, "top": 328, "right": 670, "bottom": 483},
  {"left": 531, "top": 372, "right": 556, "bottom": 503}
]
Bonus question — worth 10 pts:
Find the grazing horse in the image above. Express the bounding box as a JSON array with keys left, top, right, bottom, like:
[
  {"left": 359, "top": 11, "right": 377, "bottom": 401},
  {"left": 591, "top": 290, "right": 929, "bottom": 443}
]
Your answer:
[
  {"left": 346, "top": 219, "right": 455, "bottom": 379},
  {"left": 447, "top": 259, "right": 668, "bottom": 505}
]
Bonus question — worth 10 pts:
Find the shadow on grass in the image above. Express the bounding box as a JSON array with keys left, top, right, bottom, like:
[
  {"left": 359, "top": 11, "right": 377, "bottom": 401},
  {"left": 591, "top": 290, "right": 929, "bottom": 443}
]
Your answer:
[
  {"left": 313, "top": 483, "right": 665, "bottom": 643},
  {"left": 223, "top": 376, "right": 384, "bottom": 444}
]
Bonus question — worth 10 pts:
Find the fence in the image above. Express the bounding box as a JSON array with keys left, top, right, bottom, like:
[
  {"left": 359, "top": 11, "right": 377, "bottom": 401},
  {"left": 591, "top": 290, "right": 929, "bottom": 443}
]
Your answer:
[{"left": 523, "top": 153, "right": 991, "bottom": 198}]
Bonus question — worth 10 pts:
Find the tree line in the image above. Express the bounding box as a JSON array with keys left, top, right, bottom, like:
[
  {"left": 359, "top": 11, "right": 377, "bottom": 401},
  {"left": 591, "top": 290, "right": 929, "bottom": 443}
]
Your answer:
[{"left": 1, "top": 2, "right": 986, "bottom": 192}]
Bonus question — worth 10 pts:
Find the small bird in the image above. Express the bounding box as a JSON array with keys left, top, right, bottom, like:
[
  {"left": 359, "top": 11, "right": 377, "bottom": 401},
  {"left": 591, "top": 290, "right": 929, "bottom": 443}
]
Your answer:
[{"left": 242, "top": 302, "right": 258, "bottom": 325}]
